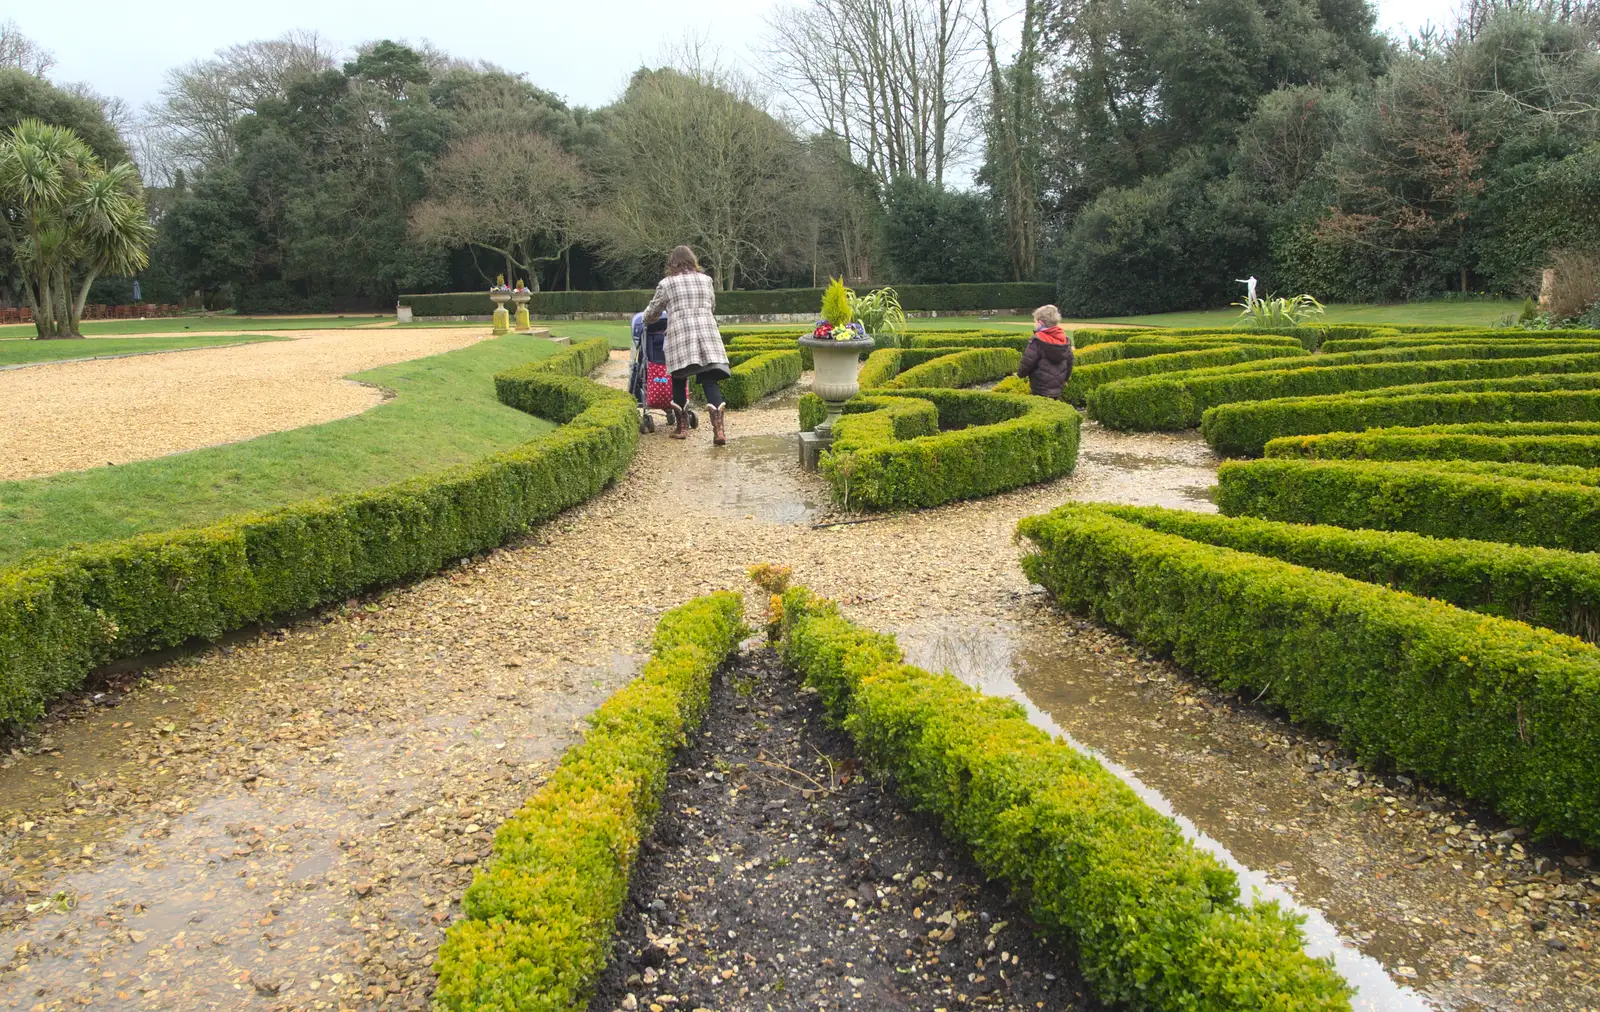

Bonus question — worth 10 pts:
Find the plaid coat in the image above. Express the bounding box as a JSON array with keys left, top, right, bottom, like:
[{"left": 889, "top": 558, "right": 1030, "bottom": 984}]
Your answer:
[{"left": 644, "top": 272, "right": 729, "bottom": 377}]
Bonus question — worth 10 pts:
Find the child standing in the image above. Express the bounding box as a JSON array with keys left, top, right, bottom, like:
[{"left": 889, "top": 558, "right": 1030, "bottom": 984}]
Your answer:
[{"left": 1017, "top": 304, "right": 1073, "bottom": 399}]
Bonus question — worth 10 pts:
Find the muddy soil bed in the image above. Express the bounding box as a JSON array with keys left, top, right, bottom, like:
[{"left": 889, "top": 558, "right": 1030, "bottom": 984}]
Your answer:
[{"left": 590, "top": 649, "right": 1099, "bottom": 1012}]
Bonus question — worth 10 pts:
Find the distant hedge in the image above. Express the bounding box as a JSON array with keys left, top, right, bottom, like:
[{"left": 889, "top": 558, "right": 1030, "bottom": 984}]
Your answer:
[
  {"left": 434, "top": 592, "right": 745, "bottom": 1011},
  {"left": 1321, "top": 331, "right": 1600, "bottom": 353},
  {"left": 0, "top": 338, "right": 631, "bottom": 728},
  {"left": 1064, "top": 344, "right": 1308, "bottom": 406},
  {"left": 1201, "top": 380, "right": 1600, "bottom": 457},
  {"left": 1018, "top": 503, "right": 1600, "bottom": 845},
  {"left": 1089, "top": 347, "right": 1600, "bottom": 431},
  {"left": 400, "top": 283, "right": 1056, "bottom": 317},
  {"left": 1216, "top": 457, "right": 1600, "bottom": 552},
  {"left": 778, "top": 586, "right": 1353, "bottom": 1010},
  {"left": 1096, "top": 504, "right": 1600, "bottom": 642}
]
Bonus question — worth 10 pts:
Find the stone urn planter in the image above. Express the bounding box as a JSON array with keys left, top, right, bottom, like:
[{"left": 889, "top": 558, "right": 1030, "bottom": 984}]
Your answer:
[
  {"left": 489, "top": 291, "right": 511, "bottom": 335},
  {"left": 510, "top": 289, "right": 532, "bottom": 333},
  {"left": 799, "top": 334, "right": 873, "bottom": 439}
]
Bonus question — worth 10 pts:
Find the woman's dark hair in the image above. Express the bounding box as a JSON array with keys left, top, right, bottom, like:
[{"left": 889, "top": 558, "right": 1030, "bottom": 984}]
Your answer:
[{"left": 666, "top": 245, "right": 700, "bottom": 276}]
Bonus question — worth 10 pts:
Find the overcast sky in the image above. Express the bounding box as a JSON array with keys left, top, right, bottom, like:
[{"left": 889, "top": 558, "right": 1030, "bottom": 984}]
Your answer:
[{"left": 23, "top": 0, "right": 1460, "bottom": 116}]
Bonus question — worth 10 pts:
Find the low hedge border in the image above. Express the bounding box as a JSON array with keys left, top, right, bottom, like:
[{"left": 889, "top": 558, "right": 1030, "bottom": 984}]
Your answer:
[
  {"left": 1216, "top": 457, "right": 1600, "bottom": 552},
  {"left": 433, "top": 592, "right": 746, "bottom": 1011},
  {"left": 1322, "top": 331, "right": 1600, "bottom": 353},
  {"left": 822, "top": 388, "right": 1081, "bottom": 510},
  {"left": 904, "top": 332, "right": 1036, "bottom": 351},
  {"left": 0, "top": 338, "right": 634, "bottom": 728},
  {"left": 883, "top": 348, "right": 1021, "bottom": 390},
  {"left": 776, "top": 585, "right": 1352, "bottom": 1010},
  {"left": 1017, "top": 504, "right": 1600, "bottom": 845},
  {"left": 1202, "top": 383, "right": 1600, "bottom": 457},
  {"left": 401, "top": 283, "right": 1055, "bottom": 317},
  {"left": 1089, "top": 347, "right": 1600, "bottom": 432},
  {"left": 1265, "top": 427, "right": 1600, "bottom": 467},
  {"left": 1094, "top": 503, "right": 1600, "bottom": 642},
  {"left": 692, "top": 349, "right": 802, "bottom": 409},
  {"left": 1064, "top": 344, "right": 1308, "bottom": 406}
]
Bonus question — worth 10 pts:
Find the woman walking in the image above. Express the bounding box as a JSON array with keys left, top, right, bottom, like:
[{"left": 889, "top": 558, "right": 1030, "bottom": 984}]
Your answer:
[{"left": 643, "top": 246, "right": 731, "bottom": 445}]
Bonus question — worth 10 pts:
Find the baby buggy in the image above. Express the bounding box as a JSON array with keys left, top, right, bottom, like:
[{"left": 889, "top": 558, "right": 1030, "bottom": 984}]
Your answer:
[{"left": 629, "top": 311, "right": 697, "bottom": 435}]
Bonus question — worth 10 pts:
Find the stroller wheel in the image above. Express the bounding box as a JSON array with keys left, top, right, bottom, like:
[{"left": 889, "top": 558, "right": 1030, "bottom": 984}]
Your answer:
[
  {"left": 640, "top": 414, "right": 656, "bottom": 434},
  {"left": 688, "top": 410, "right": 699, "bottom": 430}
]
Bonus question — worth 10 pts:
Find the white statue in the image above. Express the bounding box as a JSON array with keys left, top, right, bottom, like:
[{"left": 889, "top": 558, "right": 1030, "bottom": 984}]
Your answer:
[{"left": 1236, "top": 276, "right": 1258, "bottom": 305}]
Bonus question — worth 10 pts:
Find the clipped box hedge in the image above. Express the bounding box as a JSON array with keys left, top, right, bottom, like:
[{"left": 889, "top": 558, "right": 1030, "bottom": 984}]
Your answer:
[
  {"left": 1201, "top": 381, "right": 1600, "bottom": 457},
  {"left": 433, "top": 592, "right": 746, "bottom": 1011},
  {"left": 1017, "top": 504, "right": 1600, "bottom": 845},
  {"left": 692, "top": 349, "right": 801, "bottom": 409},
  {"left": 1095, "top": 503, "right": 1600, "bottom": 642},
  {"left": 777, "top": 586, "right": 1352, "bottom": 1010},
  {"left": 1216, "top": 457, "right": 1600, "bottom": 552},
  {"left": 1090, "top": 347, "right": 1600, "bottom": 432},
  {"left": 822, "top": 388, "right": 1080, "bottom": 510},
  {"left": 1063, "top": 344, "right": 1308, "bottom": 406},
  {"left": 1322, "top": 331, "right": 1600, "bottom": 353},
  {"left": 401, "top": 283, "right": 1055, "bottom": 318},
  {"left": 0, "top": 338, "right": 632, "bottom": 728},
  {"left": 1265, "top": 424, "right": 1600, "bottom": 467},
  {"left": 905, "top": 332, "right": 1036, "bottom": 351}
]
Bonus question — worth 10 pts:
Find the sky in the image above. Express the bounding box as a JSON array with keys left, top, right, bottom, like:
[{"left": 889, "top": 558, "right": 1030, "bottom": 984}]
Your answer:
[{"left": 19, "top": 0, "right": 1461, "bottom": 117}]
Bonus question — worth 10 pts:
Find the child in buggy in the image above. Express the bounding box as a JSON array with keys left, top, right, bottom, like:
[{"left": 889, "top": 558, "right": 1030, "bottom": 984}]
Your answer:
[{"left": 629, "top": 311, "right": 698, "bottom": 435}]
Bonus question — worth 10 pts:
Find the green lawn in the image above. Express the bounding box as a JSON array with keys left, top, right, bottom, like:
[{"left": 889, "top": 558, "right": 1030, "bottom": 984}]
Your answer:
[
  {"left": 0, "top": 315, "right": 394, "bottom": 340},
  {"left": 0, "top": 334, "right": 289, "bottom": 367},
  {"left": 1078, "top": 299, "right": 1519, "bottom": 330},
  {"left": 0, "top": 334, "right": 561, "bottom": 566}
]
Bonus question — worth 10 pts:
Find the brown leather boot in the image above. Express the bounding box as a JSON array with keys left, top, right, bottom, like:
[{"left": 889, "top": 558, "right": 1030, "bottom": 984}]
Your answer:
[
  {"left": 669, "top": 403, "right": 688, "bottom": 440},
  {"left": 708, "top": 404, "right": 727, "bottom": 446}
]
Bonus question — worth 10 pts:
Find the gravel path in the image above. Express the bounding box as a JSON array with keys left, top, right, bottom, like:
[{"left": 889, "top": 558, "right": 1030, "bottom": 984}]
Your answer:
[
  {"left": 0, "top": 329, "right": 487, "bottom": 480},
  {"left": 0, "top": 365, "right": 1595, "bottom": 1010}
]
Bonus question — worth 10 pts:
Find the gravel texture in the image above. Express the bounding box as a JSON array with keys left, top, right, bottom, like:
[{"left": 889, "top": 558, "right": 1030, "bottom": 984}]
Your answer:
[
  {"left": 0, "top": 365, "right": 1595, "bottom": 1010},
  {"left": 589, "top": 648, "right": 1097, "bottom": 1012},
  {"left": 0, "top": 329, "right": 487, "bottom": 480}
]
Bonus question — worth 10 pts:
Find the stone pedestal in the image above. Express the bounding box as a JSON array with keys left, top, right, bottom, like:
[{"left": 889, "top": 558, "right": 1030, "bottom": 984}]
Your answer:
[
  {"left": 396, "top": 304, "right": 413, "bottom": 323},
  {"left": 798, "top": 429, "right": 833, "bottom": 471},
  {"left": 512, "top": 292, "right": 532, "bottom": 332},
  {"left": 490, "top": 292, "right": 511, "bottom": 335}
]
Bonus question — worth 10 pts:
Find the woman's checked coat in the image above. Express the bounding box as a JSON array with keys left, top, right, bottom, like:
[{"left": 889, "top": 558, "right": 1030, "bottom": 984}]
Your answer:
[{"left": 644, "top": 271, "right": 730, "bottom": 378}]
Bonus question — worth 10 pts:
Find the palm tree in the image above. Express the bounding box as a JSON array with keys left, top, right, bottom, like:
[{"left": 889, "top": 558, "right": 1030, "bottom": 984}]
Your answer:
[{"left": 0, "top": 119, "right": 152, "bottom": 338}]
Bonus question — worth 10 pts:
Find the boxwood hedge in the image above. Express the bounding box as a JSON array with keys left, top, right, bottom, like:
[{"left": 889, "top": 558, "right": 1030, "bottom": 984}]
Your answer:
[
  {"left": 822, "top": 389, "right": 1080, "bottom": 510},
  {"left": 1090, "top": 347, "right": 1600, "bottom": 431},
  {"left": 401, "top": 283, "right": 1055, "bottom": 317},
  {"left": 691, "top": 349, "right": 801, "bottom": 408},
  {"left": 1216, "top": 457, "right": 1600, "bottom": 552},
  {"left": 1202, "top": 381, "right": 1600, "bottom": 457},
  {"left": 1017, "top": 503, "right": 1600, "bottom": 845},
  {"left": 1265, "top": 425, "right": 1600, "bottom": 467},
  {"left": 1064, "top": 344, "right": 1308, "bottom": 406},
  {"left": 777, "top": 586, "right": 1352, "bottom": 1011},
  {"left": 433, "top": 592, "right": 745, "bottom": 1011},
  {"left": 1321, "top": 331, "right": 1600, "bottom": 353},
  {"left": 0, "top": 338, "right": 634, "bottom": 728},
  {"left": 1094, "top": 503, "right": 1600, "bottom": 642}
]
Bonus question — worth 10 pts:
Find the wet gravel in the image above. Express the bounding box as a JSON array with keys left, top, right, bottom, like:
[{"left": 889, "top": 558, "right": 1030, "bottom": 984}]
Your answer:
[{"left": 590, "top": 648, "right": 1098, "bottom": 1012}]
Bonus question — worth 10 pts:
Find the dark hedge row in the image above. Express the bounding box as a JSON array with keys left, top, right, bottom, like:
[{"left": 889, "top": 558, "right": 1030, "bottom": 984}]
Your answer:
[
  {"left": 1201, "top": 378, "right": 1600, "bottom": 457},
  {"left": 778, "top": 586, "right": 1352, "bottom": 1010},
  {"left": 433, "top": 592, "right": 746, "bottom": 1011},
  {"left": 1096, "top": 504, "right": 1600, "bottom": 642},
  {"left": 0, "top": 338, "right": 632, "bottom": 728},
  {"left": 401, "top": 283, "right": 1055, "bottom": 317},
  {"left": 1216, "top": 458, "right": 1600, "bottom": 552},
  {"left": 1018, "top": 503, "right": 1600, "bottom": 845}
]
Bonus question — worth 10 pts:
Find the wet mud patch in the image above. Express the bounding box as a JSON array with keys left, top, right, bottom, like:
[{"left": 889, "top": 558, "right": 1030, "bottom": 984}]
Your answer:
[{"left": 590, "top": 648, "right": 1098, "bottom": 1012}]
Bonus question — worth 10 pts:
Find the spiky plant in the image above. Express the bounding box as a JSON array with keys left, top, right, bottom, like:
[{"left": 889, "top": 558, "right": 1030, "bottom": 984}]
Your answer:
[{"left": 821, "top": 277, "right": 853, "bottom": 328}]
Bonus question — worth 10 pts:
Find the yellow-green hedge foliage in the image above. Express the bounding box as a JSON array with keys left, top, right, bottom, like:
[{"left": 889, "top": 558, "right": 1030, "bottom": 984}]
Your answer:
[
  {"left": 433, "top": 592, "right": 746, "bottom": 1011},
  {"left": 1264, "top": 422, "right": 1600, "bottom": 467},
  {"left": 1018, "top": 503, "right": 1600, "bottom": 845},
  {"left": 778, "top": 586, "right": 1352, "bottom": 1010},
  {"left": 0, "top": 339, "right": 632, "bottom": 728}
]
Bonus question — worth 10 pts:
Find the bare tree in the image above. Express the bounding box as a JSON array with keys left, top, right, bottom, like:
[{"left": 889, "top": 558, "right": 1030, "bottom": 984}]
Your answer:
[
  {"left": 590, "top": 64, "right": 804, "bottom": 290},
  {"left": 979, "top": 0, "right": 1043, "bottom": 279},
  {"left": 410, "top": 130, "right": 588, "bottom": 290},
  {"left": 0, "top": 20, "right": 54, "bottom": 78},
  {"left": 143, "top": 31, "right": 337, "bottom": 169},
  {"left": 763, "top": 0, "right": 986, "bottom": 186}
]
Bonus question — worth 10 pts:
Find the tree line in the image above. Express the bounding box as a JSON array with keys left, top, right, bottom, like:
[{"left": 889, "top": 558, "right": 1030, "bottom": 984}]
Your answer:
[{"left": 2, "top": 2, "right": 1599, "bottom": 318}]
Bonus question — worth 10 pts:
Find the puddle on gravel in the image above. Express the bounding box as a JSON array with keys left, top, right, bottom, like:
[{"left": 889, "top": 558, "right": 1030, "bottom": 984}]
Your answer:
[
  {"left": 1059, "top": 425, "right": 1221, "bottom": 513},
  {"left": 892, "top": 619, "right": 1438, "bottom": 1012},
  {"left": 672, "top": 433, "right": 825, "bottom": 525}
]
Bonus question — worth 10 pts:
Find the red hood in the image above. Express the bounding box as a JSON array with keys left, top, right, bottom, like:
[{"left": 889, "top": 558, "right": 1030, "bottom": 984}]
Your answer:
[{"left": 1035, "top": 325, "right": 1069, "bottom": 345}]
